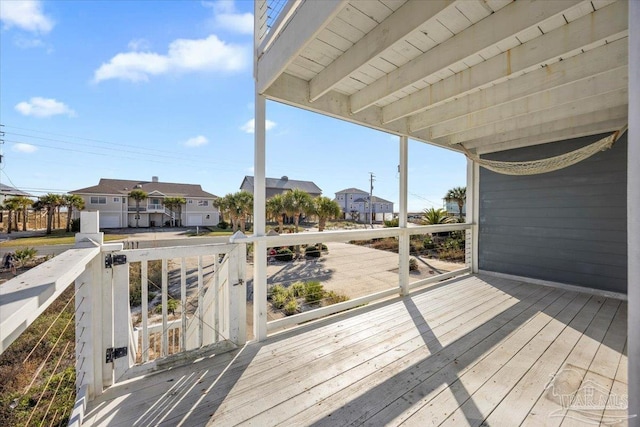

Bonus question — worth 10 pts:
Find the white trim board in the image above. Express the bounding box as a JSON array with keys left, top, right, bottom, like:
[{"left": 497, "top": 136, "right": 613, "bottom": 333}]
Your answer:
[{"left": 479, "top": 270, "right": 627, "bottom": 301}]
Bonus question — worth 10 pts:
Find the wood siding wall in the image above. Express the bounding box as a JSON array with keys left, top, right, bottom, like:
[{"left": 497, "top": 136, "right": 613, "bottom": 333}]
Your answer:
[{"left": 479, "top": 133, "right": 628, "bottom": 293}]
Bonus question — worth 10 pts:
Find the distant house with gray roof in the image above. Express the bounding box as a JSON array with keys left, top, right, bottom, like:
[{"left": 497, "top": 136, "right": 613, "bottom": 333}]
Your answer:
[
  {"left": 335, "top": 188, "right": 394, "bottom": 223},
  {"left": 70, "top": 177, "right": 219, "bottom": 229},
  {"left": 0, "top": 184, "right": 33, "bottom": 204},
  {"left": 240, "top": 176, "right": 322, "bottom": 199}
]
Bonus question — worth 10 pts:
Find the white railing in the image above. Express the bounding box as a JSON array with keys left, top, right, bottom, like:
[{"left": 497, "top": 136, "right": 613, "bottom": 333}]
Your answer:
[
  {"left": 232, "top": 223, "right": 472, "bottom": 334},
  {"left": 0, "top": 212, "right": 248, "bottom": 426},
  {"left": 117, "top": 242, "right": 246, "bottom": 374}
]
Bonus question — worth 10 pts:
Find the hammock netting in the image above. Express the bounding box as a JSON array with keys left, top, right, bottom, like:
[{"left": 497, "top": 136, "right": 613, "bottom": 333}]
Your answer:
[{"left": 462, "top": 125, "right": 627, "bottom": 176}]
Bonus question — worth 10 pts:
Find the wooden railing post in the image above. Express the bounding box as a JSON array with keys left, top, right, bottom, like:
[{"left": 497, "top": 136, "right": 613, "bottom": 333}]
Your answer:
[
  {"left": 74, "top": 211, "right": 106, "bottom": 399},
  {"left": 228, "top": 243, "right": 247, "bottom": 346}
]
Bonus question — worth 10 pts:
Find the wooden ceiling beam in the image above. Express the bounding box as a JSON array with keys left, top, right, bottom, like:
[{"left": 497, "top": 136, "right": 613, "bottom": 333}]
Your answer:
[
  {"left": 308, "top": 0, "right": 452, "bottom": 102},
  {"left": 349, "top": 0, "right": 584, "bottom": 114},
  {"left": 408, "top": 38, "right": 628, "bottom": 132},
  {"left": 381, "top": 0, "right": 628, "bottom": 123}
]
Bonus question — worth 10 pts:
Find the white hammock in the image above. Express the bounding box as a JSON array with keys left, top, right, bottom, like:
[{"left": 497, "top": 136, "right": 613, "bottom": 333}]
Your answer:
[{"left": 463, "top": 125, "right": 627, "bottom": 176}]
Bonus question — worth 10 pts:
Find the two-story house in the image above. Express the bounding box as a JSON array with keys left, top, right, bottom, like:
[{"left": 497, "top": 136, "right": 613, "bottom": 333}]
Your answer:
[
  {"left": 240, "top": 175, "right": 322, "bottom": 198},
  {"left": 71, "top": 177, "right": 219, "bottom": 229},
  {"left": 334, "top": 188, "right": 394, "bottom": 223}
]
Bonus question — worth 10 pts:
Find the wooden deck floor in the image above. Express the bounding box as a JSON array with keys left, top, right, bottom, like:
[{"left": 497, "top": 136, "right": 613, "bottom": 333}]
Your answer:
[{"left": 83, "top": 274, "right": 628, "bottom": 426}]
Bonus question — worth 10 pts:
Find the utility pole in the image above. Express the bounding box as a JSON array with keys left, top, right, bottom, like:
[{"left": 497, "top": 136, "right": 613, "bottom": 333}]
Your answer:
[{"left": 369, "top": 172, "right": 375, "bottom": 228}]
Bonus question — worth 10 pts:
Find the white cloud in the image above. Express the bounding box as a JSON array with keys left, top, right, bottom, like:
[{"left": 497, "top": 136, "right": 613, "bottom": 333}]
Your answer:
[
  {"left": 203, "top": 0, "right": 253, "bottom": 35},
  {"left": 0, "top": 0, "right": 54, "bottom": 33},
  {"left": 240, "top": 118, "right": 276, "bottom": 134},
  {"left": 12, "top": 143, "right": 38, "bottom": 153},
  {"left": 184, "top": 135, "right": 209, "bottom": 147},
  {"left": 94, "top": 34, "right": 249, "bottom": 83},
  {"left": 14, "top": 97, "right": 76, "bottom": 118}
]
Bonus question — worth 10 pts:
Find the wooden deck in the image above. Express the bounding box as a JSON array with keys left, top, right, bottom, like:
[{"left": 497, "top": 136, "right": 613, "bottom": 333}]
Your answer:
[{"left": 83, "top": 274, "right": 628, "bottom": 426}]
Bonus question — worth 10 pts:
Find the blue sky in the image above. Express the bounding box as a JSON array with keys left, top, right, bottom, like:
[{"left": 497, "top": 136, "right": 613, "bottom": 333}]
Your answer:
[{"left": 0, "top": 0, "right": 466, "bottom": 212}]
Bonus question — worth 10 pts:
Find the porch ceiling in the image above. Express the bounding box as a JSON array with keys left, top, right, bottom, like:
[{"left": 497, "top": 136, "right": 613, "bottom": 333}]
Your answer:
[{"left": 257, "top": 0, "right": 628, "bottom": 154}]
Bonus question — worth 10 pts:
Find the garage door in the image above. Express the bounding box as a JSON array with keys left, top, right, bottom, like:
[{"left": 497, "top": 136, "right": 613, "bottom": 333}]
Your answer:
[
  {"left": 100, "top": 213, "right": 120, "bottom": 229},
  {"left": 187, "top": 214, "right": 203, "bottom": 226}
]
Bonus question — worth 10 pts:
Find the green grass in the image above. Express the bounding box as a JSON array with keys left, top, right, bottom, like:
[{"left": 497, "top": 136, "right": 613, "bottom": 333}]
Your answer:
[
  {"left": 0, "top": 230, "right": 127, "bottom": 247},
  {"left": 184, "top": 227, "right": 234, "bottom": 237}
]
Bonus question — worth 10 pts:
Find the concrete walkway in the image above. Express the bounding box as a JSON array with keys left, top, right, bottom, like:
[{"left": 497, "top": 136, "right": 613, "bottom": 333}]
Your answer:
[{"left": 249, "top": 242, "right": 464, "bottom": 300}]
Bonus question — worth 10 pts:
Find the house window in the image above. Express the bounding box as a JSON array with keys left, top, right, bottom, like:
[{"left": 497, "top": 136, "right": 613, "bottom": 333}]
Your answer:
[
  {"left": 188, "top": 200, "right": 193, "bottom": 204},
  {"left": 90, "top": 196, "right": 106, "bottom": 204},
  {"left": 114, "top": 197, "right": 119, "bottom": 202},
  {"left": 198, "top": 200, "right": 209, "bottom": 207}
]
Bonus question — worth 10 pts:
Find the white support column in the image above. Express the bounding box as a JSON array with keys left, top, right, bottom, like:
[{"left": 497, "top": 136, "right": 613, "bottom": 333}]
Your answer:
[
  {"left": 253, "top": 0, "right": 268, "bottom": 342},
  {"left": 628, "top": 2, "right": 639, "bottom": 424},
  {"left": 112, "top": 263, "right": 131, "bottom": 381},
  {"left": 466, "top": 159, "right": 480, "bottom": 273},
  {"left": 398, "top": 135, "right": 410, "bottom": 296}
]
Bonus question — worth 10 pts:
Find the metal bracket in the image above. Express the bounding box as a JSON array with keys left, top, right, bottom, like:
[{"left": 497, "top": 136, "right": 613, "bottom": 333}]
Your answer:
[
  {"left": 233, "top": 279, "right": 244, "bottom": 287},
  {"left": 105, "top": 254, "right": 127, "bottom": 268},
  {"left": 106, "top": 347, "right": 128, "bottom": 363}
]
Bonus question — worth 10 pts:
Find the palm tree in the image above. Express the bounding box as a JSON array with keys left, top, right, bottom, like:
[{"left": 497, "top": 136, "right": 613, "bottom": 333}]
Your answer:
[
  {"left": 63, "top": 194, "right": 85, "bottom": 232},
  {"left": 266, "top": 194, "right": 286, "bottom": 233},
  {"left": 423, "top": 207, "right": 455, "bottom": 225},
  {"left": 31, "top": 199, "right": 45, "bottom": 230},
  {"left": 172, "top": 197, "right": 186, "bottom": 227},
  {"left": 40, "top": 193, "right": 62, "bottom": 234},
  {"left": 164, "top": 197, "right": 186, "bottom": 226},
  {"left": 445, "top": 186, "right": 466, "bottom": 220},
  {"left": 282, "top": 189, "right": 312, "bottom": 233},
  {"left": 234, "top": 191, "right": 253, "bottom": 232},
  {"left": 3, "top": 197, "right": 19, "bottom": 234},
  {"left": 312, "top": 196, "right": 341, "bottom": 232},
  {"left": 129, "top": 189, "right": 148, "bottom": 228},
  {"left": 13, "top": 196, "right": 33, "bottom": 231},
  {"left": 163, "top": 197, "right": 178, "bottom": 226},
  {"left": 213, "top": 196, "right": 229, "bottom": 225}
]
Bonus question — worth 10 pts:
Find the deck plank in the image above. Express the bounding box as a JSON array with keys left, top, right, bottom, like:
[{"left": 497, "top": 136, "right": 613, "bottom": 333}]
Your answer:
[
  {"left": 81, "top": 275, "right": 628, "bottom": 427},
  {"left": 275, "top": 280, "right": 554, "bottom": 426},
  {"left": 521, "top": 298, "right": 622, "bottom": 426}
]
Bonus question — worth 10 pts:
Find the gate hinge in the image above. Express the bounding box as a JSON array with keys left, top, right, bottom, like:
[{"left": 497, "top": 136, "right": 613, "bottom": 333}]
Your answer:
[
  {"left": 105, "top": 254, "right": 127, "bottom": 268},
  {"left": 234, "top": 279, "right": 244, "bottom": 286},
  {"left": 106, "top": 347, "right": 128, "bottom": 363}
]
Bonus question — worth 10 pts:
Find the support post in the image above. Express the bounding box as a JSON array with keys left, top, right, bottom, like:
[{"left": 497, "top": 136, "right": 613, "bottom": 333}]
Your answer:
[
  {"left": 628, "top": 2, "right": 639, "bottom": 424},
  {"left": 74, "top": 211, "right": 105, "bottom": 399},
  {"left": 253, "top": 0, "right": 268, "bottom": 342},
  {"left": 398, "top": 135, "right": 410, "bottom": 295},
  {"left": 466, "top": 159, "right": 480, "bottom": 273}
]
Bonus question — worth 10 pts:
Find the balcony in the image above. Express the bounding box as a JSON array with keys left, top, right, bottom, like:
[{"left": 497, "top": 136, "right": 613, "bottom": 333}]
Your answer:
[{"left": 0, "top": 212, "right": 629, "bottom": 426}]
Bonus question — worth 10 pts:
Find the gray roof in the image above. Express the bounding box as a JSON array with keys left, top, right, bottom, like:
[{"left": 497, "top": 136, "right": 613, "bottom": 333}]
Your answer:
[
  {"left": 241, "top": 176, "right": 322, "bottom": 194},
  {"left": 0, "top": 184, "right": 32, "bottom": 198},
  {"left": 335, "top": 188, "right": 368, "bottom": 194},
  {"left": 71, "top": 178, "right": 217, "bottom": 198},
  {"left": 353, "top": 196, "right": 393, "bottom": 204}
]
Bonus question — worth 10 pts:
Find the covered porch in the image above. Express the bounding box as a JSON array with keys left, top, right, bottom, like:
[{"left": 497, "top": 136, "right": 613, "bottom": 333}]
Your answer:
[{"left": 83, "top": 273, "right": 627, "bottom": 426}]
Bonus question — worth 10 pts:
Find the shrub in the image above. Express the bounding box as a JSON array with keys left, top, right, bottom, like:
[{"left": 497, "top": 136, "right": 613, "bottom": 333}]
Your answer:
[
  {"left": 423, "top": 235, "right": 436, "bottom": 250},
  {"left": 71, "top": 218, "right": 81, "bottom": 232},
  {"left": 304, "top": 245, "right": 321, "bottom": 257},
  {"left": 129, "top": 260, "right": 162, "bottom": 306},
  {"left": 275, "top": 248, "right": 294, "bottom": 262},
  {"left": 304, "top": 281, "right": 324, "bottom": 303},
  {"left": 270, "top": 284, "right": 287, "bottom": 299},
  {"left": 272, "top": 293, "right": 288, "bottom": 309},
  {"left": 155, "top": 298, "right": 179, "bottom": 315},
  {"left": 324, "top": 290, "right": 349, "bottom": 305},
  {"left": 384, "top": 218, "right": 399, "bottom": 227},
  {"left": 291, "top": 281, "right": 306, "bottom": 297},
  {"left": 284, "top": 299, "right": 299, "bottom": 315},
  {"left": 217, "top": 220, "right": 229, "bottom": 229},
  {"left": 14, "top": 247, "right": 37, "bottom": 266},
  {"left": 409, "top": 257, "right": 419, "bottom": 271}
]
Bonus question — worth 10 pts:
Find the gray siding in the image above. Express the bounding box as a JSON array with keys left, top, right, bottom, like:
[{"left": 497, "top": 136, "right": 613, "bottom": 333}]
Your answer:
[{"left": 479, "top": 133, "right": 627, "bottom": 293}]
